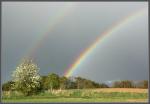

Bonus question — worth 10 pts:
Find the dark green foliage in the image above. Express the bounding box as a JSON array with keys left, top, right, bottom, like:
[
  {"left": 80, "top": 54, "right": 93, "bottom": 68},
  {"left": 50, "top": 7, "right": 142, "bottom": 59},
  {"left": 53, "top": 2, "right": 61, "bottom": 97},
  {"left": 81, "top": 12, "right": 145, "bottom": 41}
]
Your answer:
[
  {"left": 15, "top": 80, "right": 41, "bottom": 96},
  {"left": 40, "top": 75, "right": 111, "bottom": 90},
  {"left": 2, "top": 81, "right": 15, "bottom": 91},
  {"left": 66, "top": 79, "right": 77, "bottom": 89},
  {"left": 59, "top": 76, "right": 68, "bottom": 89},
  {"left": 47, "top": 73, "right": 60, "bottom": 91},
  {"left": 41, "top": 76, "right": 49, "bottom": 90},
  {"left": 92, "top": 82, "right": 101, "bottom": 88},
  {"left": 75, "top": 77, "right": 101, "bottom": 89},
  {"left": 99, "top": 83, "right": 109, "bottom": 88},
  {"left": 75, "top": 77, "right": 83, "bottom": 89}
]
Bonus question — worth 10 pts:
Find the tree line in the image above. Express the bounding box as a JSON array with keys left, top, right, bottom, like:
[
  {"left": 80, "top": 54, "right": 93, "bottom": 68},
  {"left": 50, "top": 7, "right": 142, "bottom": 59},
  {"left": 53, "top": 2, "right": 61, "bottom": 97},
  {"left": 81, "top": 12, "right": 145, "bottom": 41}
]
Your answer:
[{"left": 2, "top": 59, "right": 148, "bottom": 96}]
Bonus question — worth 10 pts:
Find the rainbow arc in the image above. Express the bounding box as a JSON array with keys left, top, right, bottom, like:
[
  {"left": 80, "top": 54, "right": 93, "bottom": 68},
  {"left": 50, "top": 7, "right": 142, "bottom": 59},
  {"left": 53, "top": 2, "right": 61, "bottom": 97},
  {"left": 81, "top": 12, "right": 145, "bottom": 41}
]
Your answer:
[{"left": 64, "top": 7, "right": 147, "bottom": 78}]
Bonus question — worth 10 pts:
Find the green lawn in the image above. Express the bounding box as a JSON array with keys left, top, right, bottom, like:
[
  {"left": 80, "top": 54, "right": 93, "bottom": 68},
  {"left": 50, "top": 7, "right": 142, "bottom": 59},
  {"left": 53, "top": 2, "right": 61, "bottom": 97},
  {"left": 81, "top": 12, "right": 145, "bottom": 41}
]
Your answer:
[
  {"left": 2, "top": 89, "right": 148, "bottom": 103},
  {"left": 2, "top": 98, "right": 148, "bottom": 103}
]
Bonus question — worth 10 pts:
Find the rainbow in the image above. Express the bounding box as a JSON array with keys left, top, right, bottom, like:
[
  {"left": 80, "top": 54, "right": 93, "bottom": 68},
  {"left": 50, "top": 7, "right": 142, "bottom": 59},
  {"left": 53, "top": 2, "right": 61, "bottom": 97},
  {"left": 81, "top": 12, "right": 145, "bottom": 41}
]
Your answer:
[
  {"left": 64, "top": 7, "right": 147, "bottom": 78},
  {"left": 24, "top": 2, "right": 76, "bottom": 59}
]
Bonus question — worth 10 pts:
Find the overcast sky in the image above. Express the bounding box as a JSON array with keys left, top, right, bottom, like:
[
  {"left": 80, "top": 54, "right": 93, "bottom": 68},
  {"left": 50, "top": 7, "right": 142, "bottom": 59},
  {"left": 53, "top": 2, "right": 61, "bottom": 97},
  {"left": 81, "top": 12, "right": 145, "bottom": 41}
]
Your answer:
[{"left": 1, "top": 2, "right": 148, "bottom": 83}]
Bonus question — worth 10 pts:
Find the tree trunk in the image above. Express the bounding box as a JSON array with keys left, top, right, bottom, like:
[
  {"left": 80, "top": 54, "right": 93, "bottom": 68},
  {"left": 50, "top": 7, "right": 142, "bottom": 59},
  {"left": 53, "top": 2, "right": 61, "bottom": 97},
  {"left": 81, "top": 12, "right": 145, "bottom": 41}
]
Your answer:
[{"left": 50, "top": 83, "right": 53, "bottom": 93}]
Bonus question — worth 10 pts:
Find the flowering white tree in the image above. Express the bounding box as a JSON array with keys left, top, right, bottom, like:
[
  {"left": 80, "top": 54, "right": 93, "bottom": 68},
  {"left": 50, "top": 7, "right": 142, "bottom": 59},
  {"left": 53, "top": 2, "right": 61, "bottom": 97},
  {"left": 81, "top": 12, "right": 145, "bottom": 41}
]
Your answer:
[{"left": 12, "top": 59, "right": 41, "bottom": 96}]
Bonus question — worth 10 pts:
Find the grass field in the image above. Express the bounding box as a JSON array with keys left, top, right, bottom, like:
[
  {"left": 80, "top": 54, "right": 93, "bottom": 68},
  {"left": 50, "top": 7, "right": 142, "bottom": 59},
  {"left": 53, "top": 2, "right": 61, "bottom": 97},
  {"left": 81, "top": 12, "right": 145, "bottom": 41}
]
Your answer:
[{"left": 2, "top": 88, "right": 148, "bottom": 103}]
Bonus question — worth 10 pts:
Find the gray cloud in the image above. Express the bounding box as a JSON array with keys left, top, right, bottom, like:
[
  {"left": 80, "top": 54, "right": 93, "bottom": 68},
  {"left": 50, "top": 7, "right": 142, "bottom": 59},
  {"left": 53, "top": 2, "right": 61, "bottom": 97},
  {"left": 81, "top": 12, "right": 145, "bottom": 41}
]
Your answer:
[{"left": 2, "top": 2, "right": 148, "bottom": 83}]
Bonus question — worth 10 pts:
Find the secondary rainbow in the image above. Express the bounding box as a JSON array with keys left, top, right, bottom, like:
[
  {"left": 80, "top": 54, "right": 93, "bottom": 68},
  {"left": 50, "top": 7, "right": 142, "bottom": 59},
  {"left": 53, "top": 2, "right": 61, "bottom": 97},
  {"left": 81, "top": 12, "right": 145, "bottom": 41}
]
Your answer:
[
  {"left": 64, "top": 7, "right": 147, "bottom": 78},
  {"left": 23, "top": 2, "right": 76, "bottom": 59}
]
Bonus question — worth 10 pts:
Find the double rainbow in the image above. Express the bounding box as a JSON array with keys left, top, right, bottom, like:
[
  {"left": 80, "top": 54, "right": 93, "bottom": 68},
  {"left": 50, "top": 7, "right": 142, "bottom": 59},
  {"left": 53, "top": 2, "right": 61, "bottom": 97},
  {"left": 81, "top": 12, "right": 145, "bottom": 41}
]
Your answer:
[{"left": 21, "top": 4, "right": 147, "bottom": 78}]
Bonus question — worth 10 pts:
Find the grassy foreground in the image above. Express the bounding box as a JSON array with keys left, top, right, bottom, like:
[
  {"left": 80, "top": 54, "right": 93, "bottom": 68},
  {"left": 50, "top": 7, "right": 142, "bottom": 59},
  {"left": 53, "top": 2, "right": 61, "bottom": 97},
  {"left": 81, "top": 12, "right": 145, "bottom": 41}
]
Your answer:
[
  {"left": 2, "top": 88, "right": 148, "bottom": 103},
  {"left": 3, "top": 98, "right": 148, "bottom": 103}
]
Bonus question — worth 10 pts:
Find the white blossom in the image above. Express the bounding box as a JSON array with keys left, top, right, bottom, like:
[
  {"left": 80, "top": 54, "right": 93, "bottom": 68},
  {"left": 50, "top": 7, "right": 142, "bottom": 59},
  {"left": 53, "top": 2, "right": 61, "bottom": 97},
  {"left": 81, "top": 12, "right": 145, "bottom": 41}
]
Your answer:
[{"left": 12, "top": 59, "right": 41, "bottom": 95}]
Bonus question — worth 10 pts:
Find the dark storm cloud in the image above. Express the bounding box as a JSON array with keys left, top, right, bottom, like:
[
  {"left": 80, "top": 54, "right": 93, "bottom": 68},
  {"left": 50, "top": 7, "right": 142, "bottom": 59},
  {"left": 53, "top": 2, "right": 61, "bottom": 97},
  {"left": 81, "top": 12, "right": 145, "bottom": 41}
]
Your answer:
[{"left": 1, "top": 2, "right": 148, "bottom": 83}]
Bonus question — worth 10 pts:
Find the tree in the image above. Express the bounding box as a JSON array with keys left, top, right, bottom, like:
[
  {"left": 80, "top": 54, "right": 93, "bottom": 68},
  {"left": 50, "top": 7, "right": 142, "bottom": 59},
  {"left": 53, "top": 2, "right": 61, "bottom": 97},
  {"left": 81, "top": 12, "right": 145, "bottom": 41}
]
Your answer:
[
  {"left": 135, "top": 80, "right": 148, "bottom": 88},
  {"left": 12, "top": 59, "right": 41, "bottom": 96},
  {"left": 143, "top": 80, "right": 148, "bottom": 88},
  {"left": 92, "top": 82, "right": 101, "bottom": 88},
  {"left": 99, "top": 83, "right": 109, "bottom": 88},
  {"left": 75, "top": 77, "right": 84, "bottom": 89},
  {"left": 41, "top": 76, "right": 49, "bottom": 90},
  {"left": 2, "top": 81, "right": 15, "bottom": 91},
  {"left": 113, "top": 81, "right": 121, "bottom": 88},
  {"left": 113, "top": 80, "right": 134, "bottom": 88},
  {"left": 66, "top": 78, "right": 77, "bottom": 89},
  {"left": 59, "top": 76, "right": 68, "bottom": 90},
  {"left": 47, "top": 73, "right": 60, "bottom": 92}
]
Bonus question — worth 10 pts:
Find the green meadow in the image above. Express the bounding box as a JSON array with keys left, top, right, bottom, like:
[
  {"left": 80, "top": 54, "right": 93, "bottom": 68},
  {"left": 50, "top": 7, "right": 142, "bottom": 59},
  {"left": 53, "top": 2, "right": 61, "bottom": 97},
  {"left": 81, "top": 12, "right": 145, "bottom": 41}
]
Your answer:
[{"left": 2, "top": 88, "right": 148, "bottom": 103}]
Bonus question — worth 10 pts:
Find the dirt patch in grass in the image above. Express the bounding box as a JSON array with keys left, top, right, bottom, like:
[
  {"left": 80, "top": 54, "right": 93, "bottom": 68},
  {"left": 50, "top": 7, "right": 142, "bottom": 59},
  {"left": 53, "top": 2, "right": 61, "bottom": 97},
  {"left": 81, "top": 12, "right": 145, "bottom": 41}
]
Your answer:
[
  {"left": 127, "top": 99, "right": 148, "bottom": 102},
  {"left": 91, "top": 88, "right": 148, "bottom": 93}
]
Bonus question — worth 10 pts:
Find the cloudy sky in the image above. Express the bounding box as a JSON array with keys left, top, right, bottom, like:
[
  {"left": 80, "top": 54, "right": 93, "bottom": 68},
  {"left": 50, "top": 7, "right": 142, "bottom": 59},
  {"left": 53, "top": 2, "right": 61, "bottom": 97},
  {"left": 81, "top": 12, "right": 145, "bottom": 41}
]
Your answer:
[{"left": 1, "top": 2, "right": 148, "bottom": 83}]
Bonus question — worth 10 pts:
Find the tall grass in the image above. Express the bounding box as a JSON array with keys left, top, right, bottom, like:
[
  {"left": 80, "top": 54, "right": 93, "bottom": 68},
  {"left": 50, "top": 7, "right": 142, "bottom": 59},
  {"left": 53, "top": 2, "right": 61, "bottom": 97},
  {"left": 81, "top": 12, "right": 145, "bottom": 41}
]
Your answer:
[{"left": 2, "top": 89, "right": 148, "bottom": 100}]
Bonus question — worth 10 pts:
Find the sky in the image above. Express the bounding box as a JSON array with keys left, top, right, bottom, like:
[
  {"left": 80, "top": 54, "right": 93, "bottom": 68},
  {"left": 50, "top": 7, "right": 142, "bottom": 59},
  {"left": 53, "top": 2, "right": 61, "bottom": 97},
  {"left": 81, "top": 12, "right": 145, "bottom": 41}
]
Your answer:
[{"left": 1, "top": 2, "right": 148, "bottom": 84}]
